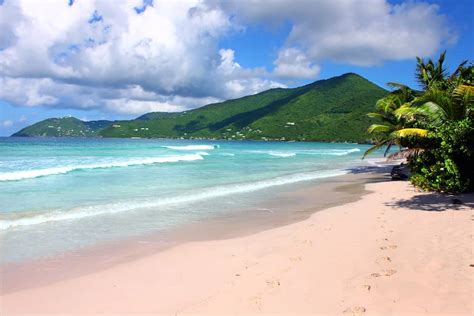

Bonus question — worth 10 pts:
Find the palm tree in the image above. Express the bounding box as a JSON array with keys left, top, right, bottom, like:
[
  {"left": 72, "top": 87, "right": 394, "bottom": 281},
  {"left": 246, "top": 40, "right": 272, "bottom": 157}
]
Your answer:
[
  {"left": 395, "top": 84, "right": 473, "bottom": 126},
  {"left": 395, "top": 58, "right": 473, "bottom": 125},
  {"left": 364, "top": 53, "right": 473, "bottom": 160},
  {"left": 416, "top": 51, "right": 448, "bottom": 89},
  {"left": 363, "top": 84, "right": 428, "bottom": 158}
]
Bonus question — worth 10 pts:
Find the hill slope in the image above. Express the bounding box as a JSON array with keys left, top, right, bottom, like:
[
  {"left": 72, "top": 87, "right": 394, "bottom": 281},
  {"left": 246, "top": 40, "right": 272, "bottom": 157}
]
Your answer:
[
  {"left": 100, "top": 73, "right": 386, "bottom": 142},
  {"left": 12, "top": 73, "right": 387, "bottom": 142},
  {"left": 12, "top": 117, "right": 113, "bottom": 137}
]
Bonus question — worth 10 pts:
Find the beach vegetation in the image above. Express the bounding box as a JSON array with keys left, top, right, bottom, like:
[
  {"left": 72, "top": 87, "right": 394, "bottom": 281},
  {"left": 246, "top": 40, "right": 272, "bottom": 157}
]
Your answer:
[{"left": 365, "top": 51, "right": 474, "bottom": 193}]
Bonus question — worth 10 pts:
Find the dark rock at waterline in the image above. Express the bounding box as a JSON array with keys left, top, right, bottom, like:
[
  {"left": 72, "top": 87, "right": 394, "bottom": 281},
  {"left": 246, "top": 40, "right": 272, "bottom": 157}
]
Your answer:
[{"left": 391, "top": 164, "right": 410, "bottom": 181}]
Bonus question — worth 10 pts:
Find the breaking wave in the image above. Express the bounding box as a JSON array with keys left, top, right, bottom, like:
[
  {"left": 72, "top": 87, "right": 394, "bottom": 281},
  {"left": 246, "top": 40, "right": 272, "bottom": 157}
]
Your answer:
[
  {"left": 163, "top": 145, "right": 218, "bottom": 150},
  {"left": 0, "top": 154, "right": 204, "bottom": 182},
  {"left": 0, "top": 169, "right": 347, "bottom": 230}
]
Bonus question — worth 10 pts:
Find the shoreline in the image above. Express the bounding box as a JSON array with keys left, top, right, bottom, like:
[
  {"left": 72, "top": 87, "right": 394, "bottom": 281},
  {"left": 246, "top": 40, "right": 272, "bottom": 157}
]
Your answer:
[
  {"left": 6, "top": 136, "right": 371, "bottom": 145},
  {"left": 1, "top": 169, "right": 472, "bottom": 314},
  {"left": 1, "top": 169, "right": 381, "bottom": 294}
]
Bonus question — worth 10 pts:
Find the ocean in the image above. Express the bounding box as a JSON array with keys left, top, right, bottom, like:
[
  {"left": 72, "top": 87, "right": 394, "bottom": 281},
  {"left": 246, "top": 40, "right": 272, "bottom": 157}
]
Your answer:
[{"left": 0, "top": 137, "right": 378, "bottom": 263}]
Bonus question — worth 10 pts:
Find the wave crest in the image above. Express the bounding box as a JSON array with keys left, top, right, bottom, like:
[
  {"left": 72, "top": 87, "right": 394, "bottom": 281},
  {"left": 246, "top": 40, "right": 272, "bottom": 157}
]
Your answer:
[
  {"left": 269, "top": 152, "right": 296, "bottom": 157},
  {"left": 0, "top": 169, "right": 347, "bottom": 230},
  {"left": 0, "top": 154, "right": 204, "bottom": 182},
  {"left": 301, "top": 148, "right": 361, "bottom": 156},
  {"left": 163, "top": 145, "right": 218, "bottom": 150}
]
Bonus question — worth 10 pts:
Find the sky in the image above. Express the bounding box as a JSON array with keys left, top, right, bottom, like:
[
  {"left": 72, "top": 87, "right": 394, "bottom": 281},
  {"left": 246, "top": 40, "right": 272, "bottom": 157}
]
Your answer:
[{"left": 0, "top": 0, "right": 473, "bottom": 136}]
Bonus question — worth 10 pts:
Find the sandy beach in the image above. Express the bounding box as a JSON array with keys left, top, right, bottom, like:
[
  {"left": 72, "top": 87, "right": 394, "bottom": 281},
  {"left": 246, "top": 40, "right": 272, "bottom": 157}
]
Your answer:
[{"left": 1, "top": 173, "right": 472, "bottom": 315}]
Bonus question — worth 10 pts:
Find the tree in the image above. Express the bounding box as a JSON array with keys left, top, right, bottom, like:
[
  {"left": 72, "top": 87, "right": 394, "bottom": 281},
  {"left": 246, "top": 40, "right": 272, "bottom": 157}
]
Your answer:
[
  {"left": 416, "top": 50, "right": 448, "bottom": 89},
  {"left": 365, "top": 52, "right": 474, "bottom": 193},
  {"left": 363, "top": 84, "right": 428, "bottom": 158}
]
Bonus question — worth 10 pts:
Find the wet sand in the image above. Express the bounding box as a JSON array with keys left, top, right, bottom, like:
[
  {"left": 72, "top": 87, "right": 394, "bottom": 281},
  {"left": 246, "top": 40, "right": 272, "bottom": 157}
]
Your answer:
[
  {"left": 1, "top": 169, "right": 472, "bottom": 315},
  {"left": 1, "top": 171, "right": 378, "bottom": 295}
]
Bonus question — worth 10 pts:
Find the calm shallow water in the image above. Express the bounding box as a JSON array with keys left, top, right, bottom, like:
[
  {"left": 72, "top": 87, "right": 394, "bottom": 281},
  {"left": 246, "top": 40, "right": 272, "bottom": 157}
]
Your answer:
[{"left": 0, "top": 137, "right": 377, "bottom": 263}]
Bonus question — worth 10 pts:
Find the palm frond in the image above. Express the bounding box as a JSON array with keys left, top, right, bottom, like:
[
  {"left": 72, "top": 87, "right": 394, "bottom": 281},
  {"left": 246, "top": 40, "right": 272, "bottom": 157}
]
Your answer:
[
  {"left": 449, "top": 60, "right": 468, "bottom": 81},
  {"left": 362, "top": 139, "right": 391, "bottom": 159},
  {"left": 384, "top": 142, "right": 394, "bottom": 157},
  {"left": 386, "top": 82, "right": 410, "bottom": 90},
  {"left": 367, "top": 124, "right": 393, "bottom": 134},
  {"left": 367, "top": 112, "right": 385, "bottom": 119},
  {"left": 416, "top": 101, "right": 447, "bottom": 122},
  {"left": 394, "top": 103, "right": 417, "bottom": 119},
  {"left": 392, "top": 128, "right": 429, "bottom": 138},
  {"left": 387, "top": 148, "right": 425, "bottom": 160},
  {"left": 453, "top": 84, "right": 474, "bottom": 104}
]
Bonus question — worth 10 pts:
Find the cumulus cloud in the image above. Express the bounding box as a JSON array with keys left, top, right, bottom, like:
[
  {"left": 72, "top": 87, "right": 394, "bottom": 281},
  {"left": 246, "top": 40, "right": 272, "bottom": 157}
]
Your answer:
[
  {"left": 0, "top": 0, "right": 454, "bottom": 116},
  {"left": 218, "top": 0, "right": 453, "bottom": 65},
  {"left": 0, "top": 0, "right": 282, "bottom": 115},
  {"left": 274, "top": 48, "right": 320, "bottom": 79}
]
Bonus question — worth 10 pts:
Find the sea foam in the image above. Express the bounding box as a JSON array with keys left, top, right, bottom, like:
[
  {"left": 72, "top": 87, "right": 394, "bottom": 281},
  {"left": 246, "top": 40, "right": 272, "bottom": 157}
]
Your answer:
[
  {"left": 301, "top": 148, "right": 361, "bottom": 156},
  {"left": 0, "top": 169, "right": 347, "bottom": 230},
  {"left": 248, "top": 148, "right": 360, "bottom": 157},
  {"left": 269, "top": 152, "right": 297, "bottom": 157},
  {"left": 247, "top": 150, "right": 296, "bottom": 157},
  {"left": 0, "top": 154, "right": 204, "bottom": 182},
  {"left": 163, "top": 145, "right": 218, "bottom": 150}
]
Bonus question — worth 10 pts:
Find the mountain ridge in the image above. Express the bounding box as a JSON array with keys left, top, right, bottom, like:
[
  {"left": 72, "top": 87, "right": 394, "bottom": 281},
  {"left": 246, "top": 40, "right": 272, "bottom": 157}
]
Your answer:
[{"left": 12, "top": 73, "right": 387, "bottom": 142}]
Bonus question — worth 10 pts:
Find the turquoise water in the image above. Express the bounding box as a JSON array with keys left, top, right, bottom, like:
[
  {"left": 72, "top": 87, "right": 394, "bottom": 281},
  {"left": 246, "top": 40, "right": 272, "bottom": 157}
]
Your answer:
[{"left": 0, "top": 137, "right": 376, "bottom": 263}]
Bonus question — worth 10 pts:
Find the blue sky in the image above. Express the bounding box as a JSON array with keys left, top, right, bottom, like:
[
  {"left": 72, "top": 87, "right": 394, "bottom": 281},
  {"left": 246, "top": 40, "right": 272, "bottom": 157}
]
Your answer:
[{"left": 0, "top": 0, "right": 473, "bottom": 136}]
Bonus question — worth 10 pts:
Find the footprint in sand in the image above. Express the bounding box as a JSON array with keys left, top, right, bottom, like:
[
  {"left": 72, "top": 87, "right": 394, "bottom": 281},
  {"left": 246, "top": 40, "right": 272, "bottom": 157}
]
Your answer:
[
  {"left": 371, "top": 269, "right": 397, "bottom": 278},
  {"left": 379, "top": 245, "right": 397, "bottom": 250},
  {"left": 265, "top": 279, "right": 281, "bottom": 288},
  {"left": 383, "top": 269, "right": 397, "bottom": 276},
  {"left": 301, "top": 240, "right": 313, "bottom": 246},
  {"left": 376, "top": 256, "right": 392, "bottom": 264},
  {"left": 343, "top": 306, "right": 366, "bottom": 315},
  {"left": 289, "top": 256, "right": 302, "bottom": 262}
]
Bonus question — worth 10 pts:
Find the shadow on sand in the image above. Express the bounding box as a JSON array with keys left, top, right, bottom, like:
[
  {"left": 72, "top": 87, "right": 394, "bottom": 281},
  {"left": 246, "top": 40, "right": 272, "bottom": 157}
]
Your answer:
[
  {"left": 346, "top": 164, "right": 394, "bottom": 184},
  {"left": 348, "top": 163, "right": 474, "bottom": 212},
  {"left": 385, "top": 192, "right": 474, "bottom": 212}
]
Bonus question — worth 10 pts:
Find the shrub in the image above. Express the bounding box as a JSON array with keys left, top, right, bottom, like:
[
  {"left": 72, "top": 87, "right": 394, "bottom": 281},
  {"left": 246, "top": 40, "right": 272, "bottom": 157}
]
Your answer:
[{"left": 408, "top": 118, "right": 474, "bottom": 193}]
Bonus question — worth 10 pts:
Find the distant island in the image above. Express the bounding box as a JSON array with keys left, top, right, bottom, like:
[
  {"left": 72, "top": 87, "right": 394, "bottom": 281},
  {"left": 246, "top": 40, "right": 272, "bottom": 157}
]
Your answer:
[{"left": 12, "top": 73, "right": 387, "bottom": 143}]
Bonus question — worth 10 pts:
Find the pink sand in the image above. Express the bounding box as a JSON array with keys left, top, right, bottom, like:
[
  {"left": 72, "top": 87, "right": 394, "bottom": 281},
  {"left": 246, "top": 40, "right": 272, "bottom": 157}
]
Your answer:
[{"left": 1, "top": 180, "right": 472, "bottom": 315}]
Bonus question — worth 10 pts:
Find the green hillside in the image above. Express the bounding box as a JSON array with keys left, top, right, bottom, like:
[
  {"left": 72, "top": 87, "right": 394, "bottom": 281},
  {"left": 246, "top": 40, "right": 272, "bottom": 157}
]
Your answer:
[
  {"left": 135, "top": 112, "right": 177, "bottom": 121},
  {"left": 100, "top": 73, "right": 387, "bottom": 142},
  {"left": 12, "top": 117, "right": 113, "bottom": 137},
  {"left": 12, "top": 73, "right": 387, "bottom": 142}
]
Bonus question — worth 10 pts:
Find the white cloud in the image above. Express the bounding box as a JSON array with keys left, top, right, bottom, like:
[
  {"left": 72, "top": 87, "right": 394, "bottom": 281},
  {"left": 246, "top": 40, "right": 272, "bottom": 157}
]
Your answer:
[
  {"left": 0, "top": 0, "right": 281, "bottom": 115},
  {"left": 104, "top": 99, "right": 184, "bottom": 115},
  {"left": 2, "top": 120, "right": 13, "bottom": 128},
  {"left": 0, "top": 78, "right": 59, "bottom": 107},
  {"left": 218, "top": 0, "right": 453, "bottom": 66},
  {"left": 0, "top": 0, "right": 454, "bottom": 117},
  {"left": 0, "top": 76, "right": 226, "bottom": 115},
  {"left": 274, "top": 48, "right": 320, "bottom": 79}
]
